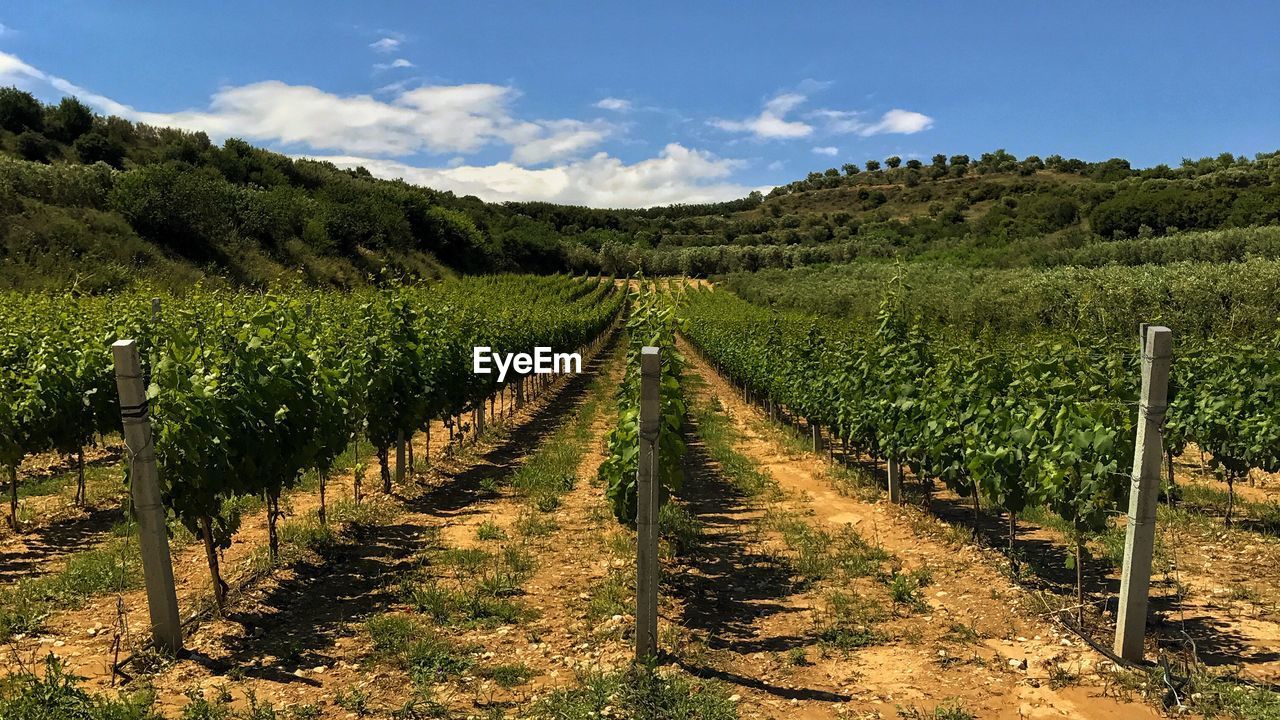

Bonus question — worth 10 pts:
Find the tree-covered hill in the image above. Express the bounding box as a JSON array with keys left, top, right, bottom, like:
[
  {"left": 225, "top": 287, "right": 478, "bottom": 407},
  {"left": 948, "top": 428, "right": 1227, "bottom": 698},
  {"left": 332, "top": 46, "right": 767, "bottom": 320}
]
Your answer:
[{"left": 3, "top": 86, "right": 1279, "bottom": 289}]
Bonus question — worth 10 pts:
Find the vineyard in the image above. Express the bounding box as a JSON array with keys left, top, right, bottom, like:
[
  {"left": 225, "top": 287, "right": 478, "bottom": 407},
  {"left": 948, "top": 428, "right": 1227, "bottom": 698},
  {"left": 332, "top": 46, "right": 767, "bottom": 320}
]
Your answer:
[{"left": 0, "top": 273, "right": 1278, "bottom": 720}]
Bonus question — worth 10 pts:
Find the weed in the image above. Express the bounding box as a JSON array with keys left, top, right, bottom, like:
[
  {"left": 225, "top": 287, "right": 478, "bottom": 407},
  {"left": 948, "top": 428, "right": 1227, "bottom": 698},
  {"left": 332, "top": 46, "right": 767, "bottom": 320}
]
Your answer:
[
  {"left": 0, "top": 655, "right": 160, "bottom": 720},
  {"left": 0, "top": 538, "right": 142, "bottom": 640},
  {"left": 813, "top": 590, "right": 885, "bottom": 650},
  {"left": 476, "top": 520, "right": 506, "bottom": 541},
  {"left": 897, "top": 702, "right": 976, "bottom": 720},
  {"left": 887, "top": 570, "right": 927, "bottom": 613},
  {"left": 334, "top": 686, "right": 371, "bottom": 716},
  {"left": 516, "top": 506, "right": 557, "bottom": 537},
  {"left": 482, "top": 662, "right": 535, "bottom": 688},
  {"left": 528, "top": 666, "right": 738, "bottom": 719},
  {"left": 180, "top": 685, "right": 234, "bottom": 720},
  {"left": 659, "top": 501, "right": 702, "bottom": 556},
  {"left": 943, "top": 622, "right": 980, "bottom": 644},
  {"left": 587, "top": 568, "right": 633, "bottom": 621},
  {"left": 365, "top": 613, "right": 473, "bottom": 685}
]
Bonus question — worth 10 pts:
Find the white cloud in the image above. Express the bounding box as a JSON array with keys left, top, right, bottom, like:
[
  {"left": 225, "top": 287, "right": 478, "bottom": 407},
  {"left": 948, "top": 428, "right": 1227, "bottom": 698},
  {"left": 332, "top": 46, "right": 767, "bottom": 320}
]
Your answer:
[
  {"left": 711, "top": 92, "right": 813, "bottom": 140},
  {"left": 0, "top": 51, "right": 614, "bottom": 163},
  {"left": 510, "top": 119, "right": 613, "bottom": 165},
  {"left": 0, "top": 50, "right": 767, "bottom": 207},
  {"left": 373, "top": 58, "right": 415, "bottom": 71},
  {"left": 306, "top": 144, "right": 760, "bottom": 208},
  {"left": 0, "top": 22, "right": 10, "bottom": 35},
  {"left": 814, "top": 107, "right": 934, "bottom": 137},
  {"left": 812, "top": 146, "right": 838, "bottom": 156},
  {"left": 857, "top": 108, "right": 933, "bottom": 136},
  {"left": 594, "top": 97, "right": 632, "bottom": 112},
  {"left": 370, "top": 37, "right": 401, "bottom": 53}
]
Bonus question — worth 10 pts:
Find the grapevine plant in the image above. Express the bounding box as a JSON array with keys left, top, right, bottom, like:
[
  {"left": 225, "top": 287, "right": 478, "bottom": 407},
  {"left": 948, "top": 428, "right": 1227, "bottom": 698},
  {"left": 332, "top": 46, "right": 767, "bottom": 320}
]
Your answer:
[{"left": 599, "top": 281, "right": 687, "bottom": 524}]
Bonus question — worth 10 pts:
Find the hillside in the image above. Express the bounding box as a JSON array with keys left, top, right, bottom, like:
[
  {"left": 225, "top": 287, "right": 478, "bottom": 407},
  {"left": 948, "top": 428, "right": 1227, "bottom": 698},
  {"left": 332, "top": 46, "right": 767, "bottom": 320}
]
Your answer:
[{"left": 3, "top": 87, "right": 1280, "bottom": 289}]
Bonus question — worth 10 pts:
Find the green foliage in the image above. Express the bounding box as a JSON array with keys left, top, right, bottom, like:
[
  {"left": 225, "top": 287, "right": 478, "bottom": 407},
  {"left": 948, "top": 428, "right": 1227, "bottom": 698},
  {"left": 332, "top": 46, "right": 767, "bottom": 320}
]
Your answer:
[
  {"left": 0, "top": 655, "right": 160, "bottom": 720},
  {"left": 44, "top": 97, "right": 95, "bottom": 145},
  {"left": 0, "top": 275, "right": 620, "bottom": 611},
  {"left": 599, "top": 280, "right": 687, "bottom": 523},
  {"left": 0, "top": 88, "right": 43, "bottom": 133}
]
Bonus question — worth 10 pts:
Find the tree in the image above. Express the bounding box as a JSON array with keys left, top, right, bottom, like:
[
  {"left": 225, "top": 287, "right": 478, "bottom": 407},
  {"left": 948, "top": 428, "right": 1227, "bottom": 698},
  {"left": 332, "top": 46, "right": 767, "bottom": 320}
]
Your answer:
[
  {"left": 15, "top": 131, "right": 56, "bottom": 163},
  {"left": 44, "top": 97, "right": 95, "bottom": 144},
  {"left": 885, "top": 156, "right": 902, "bottom": 169},
  {"left": 948, "top": 154, "right": 970, "bottom": 167},
  {"left": 865, "top": 159, "right": 881, "bottom": 172},
  {"left": 905, "top": 158, "right": 923, "bottom": 170},
  {"left": 0, "top": 87, "right": 43, "bottom": 133},
  {"left": 842, "top": 163, "right": 860, "bottom": 176},
  {"left": 931, "top": 154, "right": 947, "bottom": 168},
  {"left": 977, "top": 149, "right": 1018, "bottom": 174},
  {"left": 1018, "top": 155, "right": 1044, "bottom": 176},
  {"left": 73, "top": 131, "right": 126, "bottom": 168}
]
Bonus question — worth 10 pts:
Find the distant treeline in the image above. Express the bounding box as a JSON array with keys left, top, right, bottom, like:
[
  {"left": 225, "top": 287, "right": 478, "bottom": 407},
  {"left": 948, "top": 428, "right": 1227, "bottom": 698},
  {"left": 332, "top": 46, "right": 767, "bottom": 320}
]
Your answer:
[
  {"left": 3, "top": 86, "right": 1280, "bottom": 287},
  {"left": 720, "top": 256, "right": 1280, "bottom": 341}
]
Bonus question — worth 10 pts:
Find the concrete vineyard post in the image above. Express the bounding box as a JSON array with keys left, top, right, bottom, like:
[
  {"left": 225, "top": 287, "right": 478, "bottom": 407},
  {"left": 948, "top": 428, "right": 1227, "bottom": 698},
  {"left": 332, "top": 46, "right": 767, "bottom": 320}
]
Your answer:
[
  {"left": 111, "top": 340, "right": 182, "bottom": 656},
  {"left": 635, "top": 346, "right": 661, "bottom": 662},
  {"left": 887, "top": 457, "right": 903, "bottom": 503},
  {"left": 811, "top": 423, "right": 822, "bottom": 453},
  {"left": 1114, "top": 325, "right": 1172, "bottom": 662}
]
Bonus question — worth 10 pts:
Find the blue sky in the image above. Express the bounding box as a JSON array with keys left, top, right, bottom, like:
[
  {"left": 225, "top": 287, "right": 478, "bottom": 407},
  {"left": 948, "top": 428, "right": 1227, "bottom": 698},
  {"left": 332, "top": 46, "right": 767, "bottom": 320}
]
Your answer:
[{"left": 1, "top": 2, "right": 1277, "bottom": 207}]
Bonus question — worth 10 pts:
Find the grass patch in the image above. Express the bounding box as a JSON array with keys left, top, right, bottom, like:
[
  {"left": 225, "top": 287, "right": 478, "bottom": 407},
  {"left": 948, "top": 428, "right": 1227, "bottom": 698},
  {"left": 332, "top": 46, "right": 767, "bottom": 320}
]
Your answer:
[
  {"left": 515, "top": 507, "right": 557, "bottom": 537},
  {"left": 886, "top": 567, "right": 931, "bottom": 613},
  {"left": 1178, "top": 482, "right": 1280, "bottom": 533},
  {"left": 528, "top": 666, "right": 738, "bottom": 719},
  {"left": 476, "top": 520, "right": 507, "bottom": 541},
  {"left": 813, "top": 589, "right": 886, "bottom": 650},
  {"left": 0, "top": 655, "right": 160, "bottom": 720},
  {"left": 480, "top": 662, "right": 535, "bottom": 688},
  {"left": 659, "top": 501, "right": 702, "bottom": 556},
  {"left": 0, "top": 538, "right": 141, "bottom": 640},
  {"left": 686, "top": 378, "right": 774, "bottom": 498},
  {"left": 401, "top": 544, "right": 537, "bottom": 628},
  {"left": 897, "top": 702, "right": 976, "bottom": 720},
  {"left": 587, "top": 568, "right": 633, "bottom": 621},
  {"left": 365, "top": 613, "right": 474, "bottom": 686},
  {"left": 764, "top": 509, "right": 891, "bottom": 584}
]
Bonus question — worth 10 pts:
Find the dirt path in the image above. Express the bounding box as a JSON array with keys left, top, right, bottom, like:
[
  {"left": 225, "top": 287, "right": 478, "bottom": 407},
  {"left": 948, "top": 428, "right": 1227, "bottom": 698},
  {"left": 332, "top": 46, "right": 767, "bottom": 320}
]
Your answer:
[{"left": 678, "top": 340, "right": 1161, "bottom": 719}]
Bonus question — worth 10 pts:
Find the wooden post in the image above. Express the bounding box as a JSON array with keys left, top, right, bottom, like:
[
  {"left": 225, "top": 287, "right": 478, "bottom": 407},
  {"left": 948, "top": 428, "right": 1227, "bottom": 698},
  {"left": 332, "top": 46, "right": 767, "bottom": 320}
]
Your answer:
[
  {"left": 635, "top": 346, "right": 661, "bottom": 662},
  {"left": 887, "top": 457, "right": 903, "bottom": 503},
  {"left": 111, "top": 340, "right": 182, "bottom": 655},
  {"left": 1114, "top": 325, "right": 1172, "bottom": 662}
]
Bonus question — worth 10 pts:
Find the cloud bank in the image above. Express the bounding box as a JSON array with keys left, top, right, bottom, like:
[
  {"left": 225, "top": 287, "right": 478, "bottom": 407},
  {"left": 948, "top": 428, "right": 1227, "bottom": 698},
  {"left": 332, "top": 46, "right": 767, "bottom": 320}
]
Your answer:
[{"left": 0, "top": 50, "right": 929, "bottom": 207}]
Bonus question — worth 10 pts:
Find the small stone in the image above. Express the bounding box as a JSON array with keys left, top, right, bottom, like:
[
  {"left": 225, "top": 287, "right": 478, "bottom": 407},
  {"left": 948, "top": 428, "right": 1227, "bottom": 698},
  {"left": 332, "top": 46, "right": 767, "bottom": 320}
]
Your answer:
[{"left": 728, "top": 695, "right": 741, "bottom": 703}]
